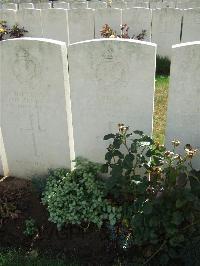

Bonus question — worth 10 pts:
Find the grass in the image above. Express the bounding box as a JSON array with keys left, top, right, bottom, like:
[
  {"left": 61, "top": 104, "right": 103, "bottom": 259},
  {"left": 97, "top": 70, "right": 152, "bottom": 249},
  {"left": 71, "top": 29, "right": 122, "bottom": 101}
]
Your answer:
[
  {"left": 0, "top": 249, "right": 79, "bottom": 266},
  {"left": 156, "top": 56, "right": 171, "bottom": 76},
  {"left": 153, "top": 75, "right": 169, "bottom": 144}
]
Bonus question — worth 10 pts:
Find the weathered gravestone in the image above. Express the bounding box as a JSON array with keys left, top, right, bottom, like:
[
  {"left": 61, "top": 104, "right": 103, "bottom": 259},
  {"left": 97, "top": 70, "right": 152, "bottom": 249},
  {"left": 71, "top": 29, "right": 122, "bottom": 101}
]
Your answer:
[
  {"left": 182, "top": 8, "right": 200, "bottom": 43},
  {"left": 19, "top": 3, "right": 34, "bottom": 9},
  {"left": 122, "top": 7, "right": 152, "bottom": 41},
  {"left": 94, "top": 8, "right": 122, "bottom": 38},
  {"left": 154, "top": 1, "right": 176, "bottom": 8},
  {"left": 34, "top": 2, "right": 51, "bottom": 9},
  {"left": 70, "top": 1, "right": 87, "bottom": 9},
  {"left": 176, "top": 0, "right": 200, "bottom": 9},
  {"left": 151, "top": 8, "right": 183, "bottom": 58},
  {"left": 0, "top": 9, "right": 17, "bottom": 29},
  {"left": 87, "top": 1, "right": 107, "bottom": 9},
  {"left": 41, "top": 8, "right": 69, "bottom": 43},
  {"left": 68, "top": 8, "right": 95, "bottom": 44},
  {"left": 53, "top": 1, "right": 70, "bottom": 9},
  {"left": 126, "top": 0, "right": 149, "bottom": 8},
  {"left": 0, "top": 158, "right": 3, "bottom": 177},
  {"left": 0, "top": 128, "right": 9, "bottom": 177},
  {"left": 68, "top": 39, "right": 156, "bottom": 163},
  {"left": 2, "top": 3, "right": 18, "bottom": 10},
  {"left": 111, "top": 1, "right": 127, "bottom": 9},
  {"left": 16, "top": 8, "right": 43, "bottom": 37},
  {"left": 149, "top": 0, "right": 161, "bottom": 9},
  {"left": 165, "top": 42, "right": 200, "bottom": 170},
  {"left": 0, "top": 38, "right": 71, "bottom": 178}
]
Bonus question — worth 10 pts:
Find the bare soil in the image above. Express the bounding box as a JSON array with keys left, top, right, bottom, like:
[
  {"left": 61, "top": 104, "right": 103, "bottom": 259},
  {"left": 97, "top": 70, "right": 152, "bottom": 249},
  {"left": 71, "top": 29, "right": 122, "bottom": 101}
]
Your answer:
[{"left": 0, "top": 176, "right": 116, "bottom": 265}]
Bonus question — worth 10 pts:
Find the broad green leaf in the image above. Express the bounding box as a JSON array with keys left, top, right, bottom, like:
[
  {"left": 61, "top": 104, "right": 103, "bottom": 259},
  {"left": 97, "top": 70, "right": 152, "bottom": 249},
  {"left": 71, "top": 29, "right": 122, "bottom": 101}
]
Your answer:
[
  {"left": 143, "top": 202, "right": 153, "bottom": 215},
  {"left": 105, "top": 151, "right": 113, "bottom": 162},
  {"left": 111, "top": 164, "right": 123, "bottom": 178},
  {"left": 172, "top": 211, "right": 183, "bottom": 225},
  {"left": 123, "top": 153, "right": 135, "bottom": 169},
  {"left": 113, "top": 150, "right": 124, "bottom": 159},
  {"left": 104, "top": 134, "right": 115, "bottom": 140},
  {"left": 113, "top": 138, "right": 122, "bottom": 149},
  {"left": 131, "top": 142, "right": 137, "bottom": 153},
  {"left": 133, "top": 130, "right": 143, "bottom": 136},
  {"left": 176, "top": 199, "right": 186, "bottom": 208}
]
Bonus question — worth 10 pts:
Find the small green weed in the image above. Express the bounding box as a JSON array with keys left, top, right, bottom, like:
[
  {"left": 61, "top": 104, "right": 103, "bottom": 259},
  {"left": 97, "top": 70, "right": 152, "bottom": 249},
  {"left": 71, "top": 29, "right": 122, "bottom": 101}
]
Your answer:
[
  {"left": 0, "top": 249, "right": 77, "bottom": 266},
  {"left": 23, "top": 218, "right": 38, "bottom": 237},
  {"left": 156, "top": 55, "right": 171, "bottom": 76}
]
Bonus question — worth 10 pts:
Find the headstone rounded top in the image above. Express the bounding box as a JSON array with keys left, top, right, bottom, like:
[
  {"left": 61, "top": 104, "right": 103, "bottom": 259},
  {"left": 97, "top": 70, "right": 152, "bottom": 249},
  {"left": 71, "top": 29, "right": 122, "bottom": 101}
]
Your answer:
[{"left": 69, "top": 38, "right": 157, "bottom": 47}]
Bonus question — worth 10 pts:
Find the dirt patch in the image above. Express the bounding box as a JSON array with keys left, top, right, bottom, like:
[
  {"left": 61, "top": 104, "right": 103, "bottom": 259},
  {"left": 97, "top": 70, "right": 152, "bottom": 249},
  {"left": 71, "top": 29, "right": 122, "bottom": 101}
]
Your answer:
[{"left": 0, "top": 176, "right": 116, "bottom": 265}]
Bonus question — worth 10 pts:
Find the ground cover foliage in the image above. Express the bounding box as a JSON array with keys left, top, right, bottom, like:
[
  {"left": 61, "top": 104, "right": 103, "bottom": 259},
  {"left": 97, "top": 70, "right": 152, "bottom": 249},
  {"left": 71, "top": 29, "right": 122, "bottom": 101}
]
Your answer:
[
  {"left": 0, "top": 249, "right": 68, "bottom": 266},
  {"left": 156, "top": 56, "right": 171, "bottom": 76},
  {"left": 1, "top": 123, "right": 199, "bottom": 265}
]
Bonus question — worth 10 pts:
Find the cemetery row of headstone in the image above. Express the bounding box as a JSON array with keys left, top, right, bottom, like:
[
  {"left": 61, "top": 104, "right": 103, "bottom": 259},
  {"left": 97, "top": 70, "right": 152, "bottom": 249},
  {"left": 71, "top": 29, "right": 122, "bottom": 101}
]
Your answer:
[
  {"left": 0, "top": 7, "right": 200, "bottom": 58},
  {"left": 1, "top": 0, "right": 200, "bottom": 10},
  {"left": 0, "top": 38, "right": 199, "bottom": 178}
]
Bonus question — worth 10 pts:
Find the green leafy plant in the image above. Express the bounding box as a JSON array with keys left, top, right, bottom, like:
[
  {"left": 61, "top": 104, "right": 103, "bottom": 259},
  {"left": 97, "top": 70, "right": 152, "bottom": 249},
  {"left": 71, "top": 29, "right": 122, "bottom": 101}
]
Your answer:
[
  {"left": 100, "top": 24, "right": 146, "bottom": 40},
  {"left": 0, "top": 20, "right": 8, "bottom": 41},
  {"left": 9, "top": 23, "right": 28, "bottom": 38},
  {"left": 23, "top": 218, "right": 38, "bottom": 237},
  {"left": 103, "top": 124, "right": 200, "bottom": 264},
  {"left": 31, "top": 175, "right": 48, "bottom": 197},
  {"left": 42, "top": 158, "right": 121, "bottom": 230},
  {"left": 156, "top": 55, "right": 171, "bottom": 76},
  {"left": 0, "top": 20, "right": 28, "bottom": 41},
  {"left": 0, "top": 200, "right": 17, "bottom": 227}
]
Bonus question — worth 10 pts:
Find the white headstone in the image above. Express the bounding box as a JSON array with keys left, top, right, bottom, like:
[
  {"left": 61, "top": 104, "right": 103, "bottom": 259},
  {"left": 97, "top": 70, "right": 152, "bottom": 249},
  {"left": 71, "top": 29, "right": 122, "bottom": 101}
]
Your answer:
[
  {"left": 0, "top": 38, "right": 71, "bottom": 178},
  {"left": 94, "top": 8, "right": 122, "bottom": 38},
  {"left": 0, "top": 158, "right": 3, "bottom": 177},
  {"left": 151, "top": 8, "right": 183, "bottom": 58},
  {"left": 68, "top": 39, "right": 156, "bottom": 163},
  {"left": 166, "top": 42, "right": 200, "bottom": 170},
  {"left": 53, "top": 1, "right": 70, "bottom": 9},
  {"left": 68, "top": 8, "right": 94, "bottom": 44},
  {"left": 161, "top": 1, "right": 176, "bottom": 8},
  {"left": 34, "top": 2, "right": 51, "bottom": 9},
  {"left": 41, "top": 8, "right": 69, "bottom": 43},
  {"left": 0, "top": 9, "right": 17, "bottom": 28},
  {"left": 0, "top": 128, "right": 9, "bottom": 177},
  {"left": 70, "top": 1, "right": 87, "bottom": 9},
  {"left": 122, "top": 7, "right": 151, "bottom": 41},
  {"left": 126, "top": 0, "right": 149, "bottom": 8},
  {"left": 16, "top": 9, "right": 43, "bottom": 37},
  {"left": 19, "top": 3, "right": 34, "bottom": 9},
  {"left": 149, "top": 0, "right": 162, "bottom": 9},
  {"left": 182, "top": 9, "right": 200, "bottom": 43},
  {"left": 2, "top": 3, "right": 18, "bottom": 10},
  {"left": 111, "top": 2, "right": 127, "bottom": 9},
  {"left": 87, "top": 1, "right": 107, "bottom": 9},
  {"left": 176, "top": 0, "right": 200, "bottom": 9}
]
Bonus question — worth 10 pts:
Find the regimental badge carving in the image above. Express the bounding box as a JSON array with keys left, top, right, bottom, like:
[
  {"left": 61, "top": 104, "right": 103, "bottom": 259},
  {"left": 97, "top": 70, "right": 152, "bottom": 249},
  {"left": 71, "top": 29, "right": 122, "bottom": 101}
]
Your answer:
[
  {"left": 102, "top": 46, "right": 114, "bottom": 60},
  {"left": 12, "top": 47, "right": 40, "bottom": 86}
]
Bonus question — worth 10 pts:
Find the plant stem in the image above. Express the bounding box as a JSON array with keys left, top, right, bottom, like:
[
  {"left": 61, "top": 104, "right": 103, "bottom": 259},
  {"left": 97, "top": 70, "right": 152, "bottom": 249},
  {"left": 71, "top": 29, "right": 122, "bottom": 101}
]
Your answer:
[{"left": 143, "top": 240, "right": 167, "bottom": 265}]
